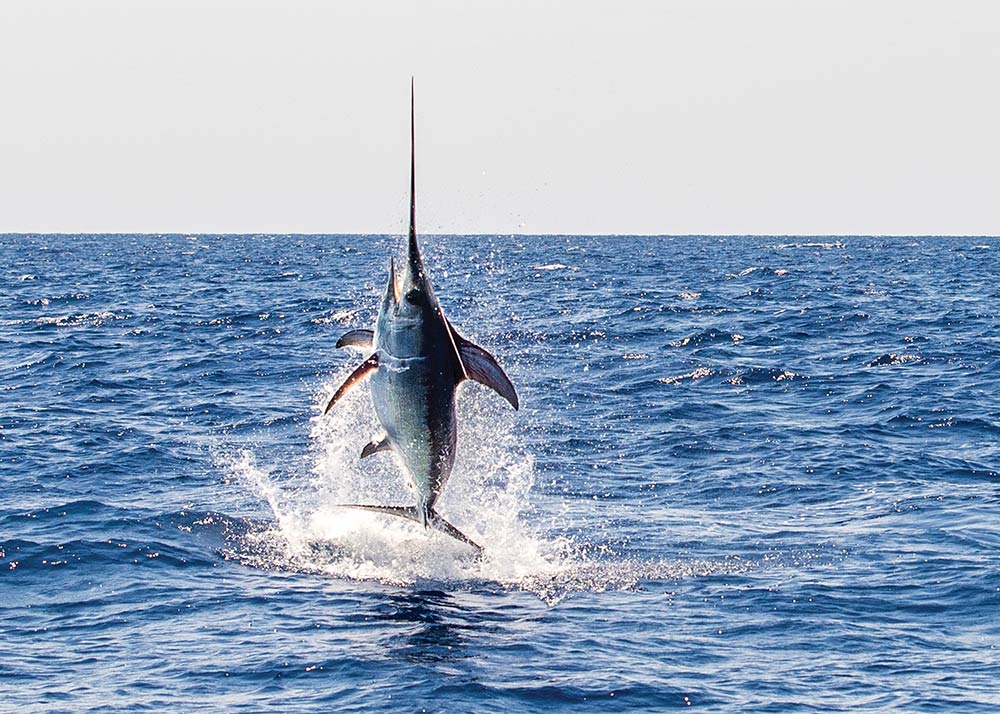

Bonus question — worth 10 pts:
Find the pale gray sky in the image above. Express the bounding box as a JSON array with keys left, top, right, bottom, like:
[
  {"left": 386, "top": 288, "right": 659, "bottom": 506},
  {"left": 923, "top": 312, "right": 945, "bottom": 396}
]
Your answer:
[{"left": 1, "top": 1, "right": 997, "bottom": 235}]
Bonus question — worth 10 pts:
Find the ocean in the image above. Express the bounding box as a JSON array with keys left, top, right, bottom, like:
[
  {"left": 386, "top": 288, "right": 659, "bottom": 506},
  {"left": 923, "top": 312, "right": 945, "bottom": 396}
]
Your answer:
[{"left": 1, "top": 233, "right": 998, "bottom": 712}]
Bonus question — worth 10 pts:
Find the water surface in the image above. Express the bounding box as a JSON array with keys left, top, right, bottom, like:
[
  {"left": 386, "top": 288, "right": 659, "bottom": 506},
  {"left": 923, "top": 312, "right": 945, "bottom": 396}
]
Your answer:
[{"left": 2, "top": 234, "right": 998, "bottom": 711}]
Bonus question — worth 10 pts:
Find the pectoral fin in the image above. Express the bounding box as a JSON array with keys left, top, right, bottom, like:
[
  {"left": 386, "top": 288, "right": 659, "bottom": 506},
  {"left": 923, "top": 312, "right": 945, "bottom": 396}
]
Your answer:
[
  {"left": 324, "top": 354, "right": 379, "bottom": 414},
  {"left": 451, "top": 330, "right": 519, "bottom": 409},
  {"left": 360, "top": 437, "right": 391, "bottom": 459},
  {"left": 336, "top": 329, "right": 374, "bottom": 349}
]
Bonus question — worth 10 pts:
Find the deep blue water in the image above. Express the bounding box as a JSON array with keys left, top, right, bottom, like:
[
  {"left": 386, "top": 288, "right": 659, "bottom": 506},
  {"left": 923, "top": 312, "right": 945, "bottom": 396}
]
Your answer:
[{"left": 2, "top": 234, "right": 999, "bottom": 712}]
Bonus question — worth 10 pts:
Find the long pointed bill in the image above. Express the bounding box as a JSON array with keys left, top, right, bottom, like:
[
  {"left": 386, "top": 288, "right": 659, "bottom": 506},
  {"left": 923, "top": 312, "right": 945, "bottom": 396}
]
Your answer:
[
  {"left": 406, "top": 77, "right": 428, "bottom": 287},
  {"left": 408, "top": 77, "right": 420, "bottom": 275},
  {"left": 404, "top": 78, "right": 467, "bottom": 379}
]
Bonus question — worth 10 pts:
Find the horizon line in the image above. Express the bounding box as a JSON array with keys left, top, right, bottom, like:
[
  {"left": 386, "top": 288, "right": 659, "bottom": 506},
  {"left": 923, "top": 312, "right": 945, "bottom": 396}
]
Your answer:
[{"left": 2, "top": 231, "right": 998, "bottom": 239}]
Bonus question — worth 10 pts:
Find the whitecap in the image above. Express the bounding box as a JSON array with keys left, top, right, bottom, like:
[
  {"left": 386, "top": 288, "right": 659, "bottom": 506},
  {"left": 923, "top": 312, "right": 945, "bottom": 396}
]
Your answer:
[
  {"left": 658, "top": 367, "right": 713, "bottom": 384},
  {"left": 311, "top": 309, "right": 359, "bottom": 325},
  {"left": 32, "top": 311, "right": 127, "bottom": 328},
  {"left": 532, "top": 263, "right": 569, "bottom": 271}
]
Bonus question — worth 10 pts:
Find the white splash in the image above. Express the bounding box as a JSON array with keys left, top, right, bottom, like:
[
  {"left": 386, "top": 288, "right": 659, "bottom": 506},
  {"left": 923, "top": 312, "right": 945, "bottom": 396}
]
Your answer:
[
  {"left": 223, "top": 366, "right": 777, "bottom": 602},
  {"left": 225, "top": 365, "right": 579, "bottom": 596}
]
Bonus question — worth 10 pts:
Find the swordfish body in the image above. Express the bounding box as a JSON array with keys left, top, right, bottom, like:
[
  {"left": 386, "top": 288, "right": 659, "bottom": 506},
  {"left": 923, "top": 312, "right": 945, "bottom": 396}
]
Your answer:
[{"left": 324, "top": 82, "right": 518, "bottom": 552}]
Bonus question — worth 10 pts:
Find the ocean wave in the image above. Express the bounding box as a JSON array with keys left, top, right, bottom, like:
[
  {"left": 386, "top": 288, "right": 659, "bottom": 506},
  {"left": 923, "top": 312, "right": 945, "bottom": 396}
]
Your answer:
[
  {"left": 773, "top": 240, "right": 846, "bottom": 250},
  {"left": 866, "top": 352, "right": 923, "bottom": 367},
  {"left": 658, "top": 366, "right": 807, "bottom": 386},
  {"left": 4, "top": 310, "right": 130, "bottom": 329},
  {"left": 670, "top": 330, "right": 744, "bottom": 348}
]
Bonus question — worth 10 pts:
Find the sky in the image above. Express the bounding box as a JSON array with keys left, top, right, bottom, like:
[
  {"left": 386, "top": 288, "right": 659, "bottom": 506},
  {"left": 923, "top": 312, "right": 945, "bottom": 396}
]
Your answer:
[{"left": 1, "top": 1, "right": 998, "bottom": 235}]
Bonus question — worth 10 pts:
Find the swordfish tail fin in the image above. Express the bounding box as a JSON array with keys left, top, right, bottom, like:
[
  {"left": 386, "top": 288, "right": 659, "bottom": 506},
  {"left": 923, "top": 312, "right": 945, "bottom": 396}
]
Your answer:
[
  {"left": 336, "top": 503, "right": 483, "bottom": 553},
  {"left": 428, "top": 510, "right": 483, "bottom": 552}
]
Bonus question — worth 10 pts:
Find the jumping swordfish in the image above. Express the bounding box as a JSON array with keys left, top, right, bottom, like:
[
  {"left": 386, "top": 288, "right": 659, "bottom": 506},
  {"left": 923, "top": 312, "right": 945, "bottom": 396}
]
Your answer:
[{"left": 323, "top": 82, "right": 519, "bottom": 553}]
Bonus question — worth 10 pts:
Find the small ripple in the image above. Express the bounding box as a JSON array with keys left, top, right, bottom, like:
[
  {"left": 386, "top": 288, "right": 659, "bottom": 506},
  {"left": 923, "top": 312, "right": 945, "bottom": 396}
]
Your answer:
[
  {"left": 670, "top": 330, "right": 744, "bottom": 348},
  {"left": 866, "top": 352, "right": 922, "bottom": 367},
  {"left": 658, "top": 367, "right": 715, "bottom": 385},
  {"left": 773, "top": 240, "right": 846, "bottom": 250},
  {"left": 658, "top": 366, "right": 807, "bottom": 387},
  {"left": 3, "top": 311, "right": 130, "bottom": 329}
]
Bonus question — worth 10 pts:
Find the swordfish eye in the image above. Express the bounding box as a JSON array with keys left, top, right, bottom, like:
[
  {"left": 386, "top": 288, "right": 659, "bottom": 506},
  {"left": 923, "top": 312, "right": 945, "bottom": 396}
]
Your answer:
[{"left": 404, "top": 289, "right": 422, "bottom": 305}]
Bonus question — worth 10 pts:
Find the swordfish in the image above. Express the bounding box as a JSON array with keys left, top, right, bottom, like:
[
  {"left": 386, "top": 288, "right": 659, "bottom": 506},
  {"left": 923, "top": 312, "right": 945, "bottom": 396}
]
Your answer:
[{"left": 324, "top": 83, "right": 518, "bottom": 553}]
